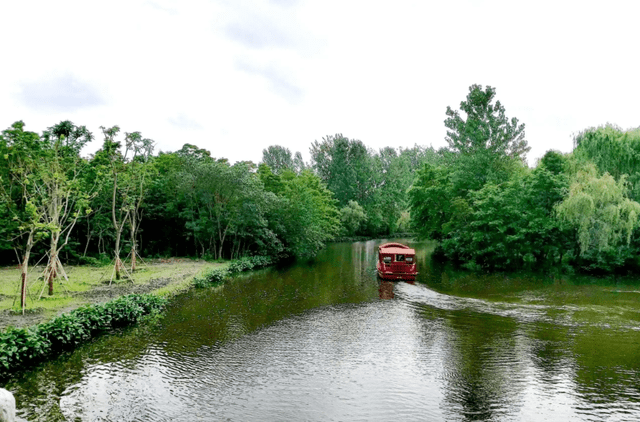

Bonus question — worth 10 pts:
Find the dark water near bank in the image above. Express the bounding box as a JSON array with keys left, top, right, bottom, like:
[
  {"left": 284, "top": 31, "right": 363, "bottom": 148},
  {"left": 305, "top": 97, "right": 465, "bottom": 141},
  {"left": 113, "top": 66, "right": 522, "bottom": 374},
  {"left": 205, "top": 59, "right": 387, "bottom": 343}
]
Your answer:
[{"left": 7, "top": 240, "right": 640, "bottom": 421}]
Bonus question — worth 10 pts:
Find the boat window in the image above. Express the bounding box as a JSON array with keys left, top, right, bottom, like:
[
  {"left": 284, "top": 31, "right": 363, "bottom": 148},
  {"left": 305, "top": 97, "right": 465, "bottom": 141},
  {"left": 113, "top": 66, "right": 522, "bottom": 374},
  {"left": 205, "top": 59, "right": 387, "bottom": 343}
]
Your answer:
[
  {"left": 396, "top": 254, "right": 405, "bottom": 262},
  {"left": 383, "top": 256, "right": 391, "bottom": 264},
  {"left": 406, "top": 256, "right": 413, "bottom": 263}
]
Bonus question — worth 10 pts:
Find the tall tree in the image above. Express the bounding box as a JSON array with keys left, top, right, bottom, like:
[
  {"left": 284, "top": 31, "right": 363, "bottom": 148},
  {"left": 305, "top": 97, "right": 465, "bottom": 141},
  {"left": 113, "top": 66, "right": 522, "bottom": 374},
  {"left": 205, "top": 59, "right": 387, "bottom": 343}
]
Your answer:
[
  {"left": 124, "top": 132, "right": 155, "bottom": 271},
  {"left": 310, "top": 134, "right": 373, "bottom": 207},
  {"left": 262, "top": 145, "right": 294, "bottom": 175},
  {"left": 293, "top": 151, "right": 307, "bottom": 174},
  {"left": 95, "top": 126, "right": 132, "bottom": 281},
  {"left": 445, "top": 84, "right": 530, "bottom": 160},
  {"left": 0, "top": 122, "right": 47, "bottom": 311},
  {"left": 268, "top": 170, "right": 341, "bottom": 258},
  {"left": 179, "top": 160, "right": 264, "bottom": 259},
  {"left": 39, "top": 121, "right": 93, "bottom": 295}
]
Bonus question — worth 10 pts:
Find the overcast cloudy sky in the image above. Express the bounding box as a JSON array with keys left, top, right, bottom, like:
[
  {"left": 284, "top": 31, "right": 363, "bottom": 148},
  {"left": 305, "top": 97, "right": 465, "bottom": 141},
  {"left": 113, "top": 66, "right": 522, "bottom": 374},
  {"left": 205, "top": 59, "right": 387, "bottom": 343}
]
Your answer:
[{"left": 1, "top": 0, "right": 638, "bottom": 166}]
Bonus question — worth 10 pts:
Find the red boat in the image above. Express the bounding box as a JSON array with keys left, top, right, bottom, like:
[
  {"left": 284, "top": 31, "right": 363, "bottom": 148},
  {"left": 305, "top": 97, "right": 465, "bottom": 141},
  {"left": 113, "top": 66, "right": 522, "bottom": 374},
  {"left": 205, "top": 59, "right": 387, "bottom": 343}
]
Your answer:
[{"left": 376, "top": 242, "right": 417, "bottom": 281}]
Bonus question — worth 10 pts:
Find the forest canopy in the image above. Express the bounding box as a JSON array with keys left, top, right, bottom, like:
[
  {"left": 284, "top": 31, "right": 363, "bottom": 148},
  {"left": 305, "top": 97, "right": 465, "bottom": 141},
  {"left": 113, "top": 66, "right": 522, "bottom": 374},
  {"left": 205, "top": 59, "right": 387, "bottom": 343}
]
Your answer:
[{"left": 2, "top": 85, "right": 639, "bottom": 277}]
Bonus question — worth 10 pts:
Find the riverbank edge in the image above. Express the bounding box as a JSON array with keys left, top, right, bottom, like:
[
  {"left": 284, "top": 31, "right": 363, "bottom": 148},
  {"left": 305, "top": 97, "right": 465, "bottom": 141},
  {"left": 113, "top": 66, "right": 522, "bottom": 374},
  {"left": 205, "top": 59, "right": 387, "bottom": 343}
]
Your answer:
[
  {"left": 0, "top": 255, "right": 275, "bottom": 382},
  {"left": 332, "top": 233, "right": 416, "bottom": 243}
]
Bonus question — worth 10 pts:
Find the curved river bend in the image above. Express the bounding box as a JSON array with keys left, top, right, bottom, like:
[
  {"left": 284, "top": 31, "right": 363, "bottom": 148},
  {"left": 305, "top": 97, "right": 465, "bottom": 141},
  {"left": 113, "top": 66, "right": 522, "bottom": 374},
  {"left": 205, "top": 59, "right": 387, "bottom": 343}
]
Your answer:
[{"left": 7, "top": 240, "right": 640, "bottom": 421}]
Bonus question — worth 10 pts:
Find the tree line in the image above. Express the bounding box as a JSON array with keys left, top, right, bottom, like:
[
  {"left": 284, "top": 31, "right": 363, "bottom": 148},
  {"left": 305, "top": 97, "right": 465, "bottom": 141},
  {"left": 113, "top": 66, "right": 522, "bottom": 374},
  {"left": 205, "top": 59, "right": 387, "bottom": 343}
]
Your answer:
[
  {"left": 408, "top": 85, "right": 640, "bottom": 274},
  {"left": 2, "top": 83, "right": 639, "bottom": 301}
]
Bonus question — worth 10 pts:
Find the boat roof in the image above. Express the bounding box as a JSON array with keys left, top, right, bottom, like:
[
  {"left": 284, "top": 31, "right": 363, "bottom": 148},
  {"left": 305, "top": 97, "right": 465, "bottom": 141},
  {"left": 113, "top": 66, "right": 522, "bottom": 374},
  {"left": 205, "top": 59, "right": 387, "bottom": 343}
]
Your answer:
[{"left": 378, "top": 243, "right": 415, "bottom": 255}]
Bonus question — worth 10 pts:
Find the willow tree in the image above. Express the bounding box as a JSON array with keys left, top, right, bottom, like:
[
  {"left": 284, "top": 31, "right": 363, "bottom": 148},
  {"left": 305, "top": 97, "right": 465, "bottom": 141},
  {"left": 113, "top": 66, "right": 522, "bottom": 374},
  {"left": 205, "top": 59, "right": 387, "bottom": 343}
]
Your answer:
[
  {"left": 556, "top": 163, "right": 640, "bottom": 256},
  {"left": 573, "top": 125, "right": 640, "bottom": 201}
]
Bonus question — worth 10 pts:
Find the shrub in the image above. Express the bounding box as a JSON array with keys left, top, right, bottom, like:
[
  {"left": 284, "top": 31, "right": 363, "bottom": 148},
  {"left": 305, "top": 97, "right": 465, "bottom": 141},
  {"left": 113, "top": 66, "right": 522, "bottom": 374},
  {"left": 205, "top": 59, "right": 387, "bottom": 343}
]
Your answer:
[
  {"left": 193, "top": 268, "right": 229, "bottom": 288},
  {"left": 71, "top": 304, "right": 112, "bottom": 333},
  {"left": 103, "top": 294, "right": 166, "bottom": 327},
  {"left": 0, "top": 327, "right": 50, "bottom": 374},
  {"left": 194, "top": 256, "right": 274, "bottom": 288},
  {"left": 41, "top": 313, "right": 92, "bottom": 351},
  {"left": 228, "top": 259, "right": 252, "bottom": 273},
  {"left": 249, "top": 255, "right": 273, "bottom": 268},
  {"left": 228, "top": 256, "right": 273, "bottom": 274},
  {"left": 0, "top": 293, "right": 168, "bottom": 378}
]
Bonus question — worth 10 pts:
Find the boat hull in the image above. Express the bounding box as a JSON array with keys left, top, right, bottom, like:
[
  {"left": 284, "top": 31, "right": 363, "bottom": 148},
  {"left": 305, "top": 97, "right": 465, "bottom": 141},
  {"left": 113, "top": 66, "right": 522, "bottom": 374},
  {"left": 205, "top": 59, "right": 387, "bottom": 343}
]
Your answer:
[
  {"left": 377, "top": 271, "right": 416, "bottom": 281},
  {"left": 376, "top": 263, "right": 417, "bottom": 281}
]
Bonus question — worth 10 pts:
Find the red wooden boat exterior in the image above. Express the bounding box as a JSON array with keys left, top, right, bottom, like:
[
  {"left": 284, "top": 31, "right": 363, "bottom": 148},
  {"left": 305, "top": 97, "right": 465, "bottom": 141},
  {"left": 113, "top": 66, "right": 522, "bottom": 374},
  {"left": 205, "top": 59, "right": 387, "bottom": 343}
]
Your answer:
[{"left": 376, "top": 242, "right": 417, "bottom": 281}]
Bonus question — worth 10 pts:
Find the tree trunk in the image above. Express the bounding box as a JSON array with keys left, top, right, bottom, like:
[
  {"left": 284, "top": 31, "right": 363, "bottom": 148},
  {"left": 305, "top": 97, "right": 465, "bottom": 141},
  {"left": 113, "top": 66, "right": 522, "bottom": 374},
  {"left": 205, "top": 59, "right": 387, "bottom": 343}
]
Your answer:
[
  {"left": 114, "top": 229, "right": 122, "bottom": 280},
  {"left": 131, "top": 247, "right": 137, "bottom": 272},
  {"left": 47, "top": 231, "right": 60, "bottom": 295},
  {"left": 20, "top": 231, "right": 35, "bottom": 313},
  {"left": 83, "top": 216, "right": 92, "bottom": 258},
  {"left": 130, "top": 211, "right": 137, "bottom": 272}
]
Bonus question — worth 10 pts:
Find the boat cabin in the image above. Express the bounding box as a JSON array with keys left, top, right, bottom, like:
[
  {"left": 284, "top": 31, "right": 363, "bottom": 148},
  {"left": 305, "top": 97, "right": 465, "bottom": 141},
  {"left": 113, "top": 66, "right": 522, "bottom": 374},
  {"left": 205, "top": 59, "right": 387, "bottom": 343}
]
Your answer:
[{"left": 376, "top": 242, "right": 417, "bottom": 281}]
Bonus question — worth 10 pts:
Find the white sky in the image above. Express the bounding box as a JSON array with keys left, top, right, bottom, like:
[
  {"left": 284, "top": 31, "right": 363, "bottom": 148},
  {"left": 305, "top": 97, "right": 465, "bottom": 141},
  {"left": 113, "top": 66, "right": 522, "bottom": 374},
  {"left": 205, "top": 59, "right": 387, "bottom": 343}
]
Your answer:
[{"left": 1, "top": 0, "right": 638, "bottom": 166}]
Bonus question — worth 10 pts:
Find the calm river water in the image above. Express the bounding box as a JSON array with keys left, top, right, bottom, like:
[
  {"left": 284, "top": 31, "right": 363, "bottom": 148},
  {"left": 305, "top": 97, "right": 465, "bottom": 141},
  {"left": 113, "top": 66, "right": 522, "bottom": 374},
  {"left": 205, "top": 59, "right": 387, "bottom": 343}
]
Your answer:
[{"left": 7, "top": 240, "right": 640, "bottom": 421}]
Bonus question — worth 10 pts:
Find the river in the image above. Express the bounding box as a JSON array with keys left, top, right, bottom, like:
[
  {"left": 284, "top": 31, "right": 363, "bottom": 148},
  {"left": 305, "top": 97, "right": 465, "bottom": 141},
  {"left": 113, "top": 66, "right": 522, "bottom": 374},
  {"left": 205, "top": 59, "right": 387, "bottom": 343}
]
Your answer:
[{"left": 7, "top": 239, "right": 640, "bottom": 421}]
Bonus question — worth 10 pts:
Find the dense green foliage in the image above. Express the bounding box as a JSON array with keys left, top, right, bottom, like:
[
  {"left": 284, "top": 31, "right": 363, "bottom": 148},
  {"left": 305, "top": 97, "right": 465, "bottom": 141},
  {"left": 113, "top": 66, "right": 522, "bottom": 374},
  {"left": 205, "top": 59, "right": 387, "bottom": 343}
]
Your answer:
[
  {"left": 0, "top": 294, "right": 166, "bottom": 378},
  {"left": 310, "top": 134, "right": 442, "bottom": 236},
  {"left": 573, "top": 125, "right": 640, "bottom": 201},
  {"left": 1, "top": 126, "right": 344, "bottom": 269},
  {"left": 409, "top": 86, "right": 640, "bottom": 274},
  {"left": 2, "top": 84, "right": 638, "bottom": 276}
]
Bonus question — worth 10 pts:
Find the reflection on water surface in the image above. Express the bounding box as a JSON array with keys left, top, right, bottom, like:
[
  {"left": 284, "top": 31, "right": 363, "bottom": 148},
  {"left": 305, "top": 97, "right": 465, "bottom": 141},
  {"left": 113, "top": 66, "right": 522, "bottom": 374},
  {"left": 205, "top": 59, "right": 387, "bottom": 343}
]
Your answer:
[{"left": 7, "top": 239, "right": 640, "bottom": 421}]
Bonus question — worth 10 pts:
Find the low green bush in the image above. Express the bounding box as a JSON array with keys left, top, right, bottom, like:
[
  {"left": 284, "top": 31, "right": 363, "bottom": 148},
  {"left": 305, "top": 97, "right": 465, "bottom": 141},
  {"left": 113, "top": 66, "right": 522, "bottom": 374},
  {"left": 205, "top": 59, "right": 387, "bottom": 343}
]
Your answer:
[
  {"left": 0, "top": 293, "right": 167, "bottom": 378},
  {"left": 228, "top": 259, "right": 253, "bottom": 273},
  {"left": 228, "top": 256, "right": 273, "bottom": 274},
  {"left": 41, "top": 313, "right": 92, "bottom": 352},
  {"left": 194, "top": 256, "right": 274, "bottom": 288},
  {"left": 193, "top": 268, "right": 229, "bottom": 288},
  {"left": 0, "top": 326, "right": 50, "bottom": 374}
]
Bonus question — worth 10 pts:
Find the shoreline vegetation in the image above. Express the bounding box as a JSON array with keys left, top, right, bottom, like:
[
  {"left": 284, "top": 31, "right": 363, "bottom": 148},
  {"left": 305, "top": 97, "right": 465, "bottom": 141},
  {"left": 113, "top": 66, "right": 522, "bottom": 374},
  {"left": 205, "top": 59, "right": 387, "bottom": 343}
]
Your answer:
[
  {"left": 1, "top": 81, "right": 639, "bottom": 354},
  {"left": 2, "top": 85, "right": 638, "bottom": 293},
  {"left": 0, "top": 255, "right": 274, "bottom": 380}
]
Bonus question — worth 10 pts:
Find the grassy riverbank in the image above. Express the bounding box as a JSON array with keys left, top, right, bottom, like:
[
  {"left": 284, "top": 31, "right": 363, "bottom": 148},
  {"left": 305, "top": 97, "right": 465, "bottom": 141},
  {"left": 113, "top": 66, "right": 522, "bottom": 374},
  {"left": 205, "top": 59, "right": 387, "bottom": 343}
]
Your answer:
[
  {"left": 0, "top": 255, "right": 274, "bottom": 379},
  {"left": 0, "top": 259, "right": 226, "bottom": 330}
]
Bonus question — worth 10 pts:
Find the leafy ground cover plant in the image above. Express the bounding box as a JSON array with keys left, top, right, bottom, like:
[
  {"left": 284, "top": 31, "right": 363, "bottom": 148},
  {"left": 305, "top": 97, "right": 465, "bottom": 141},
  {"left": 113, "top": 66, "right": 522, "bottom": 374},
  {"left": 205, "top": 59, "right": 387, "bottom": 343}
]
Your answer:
[
  {"left": 194, "top": 255, "right": 274, "bottom": 288},
  {"left": 0, "top": 293, "right": 167, "bottom": 379}
]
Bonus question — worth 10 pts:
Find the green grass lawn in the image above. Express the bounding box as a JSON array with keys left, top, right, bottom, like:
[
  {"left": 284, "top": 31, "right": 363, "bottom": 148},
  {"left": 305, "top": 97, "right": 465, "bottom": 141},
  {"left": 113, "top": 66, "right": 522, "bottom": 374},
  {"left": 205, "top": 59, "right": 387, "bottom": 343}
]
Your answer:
[{"left": 0, "top": 259, "right": 227, "bottom": 329}]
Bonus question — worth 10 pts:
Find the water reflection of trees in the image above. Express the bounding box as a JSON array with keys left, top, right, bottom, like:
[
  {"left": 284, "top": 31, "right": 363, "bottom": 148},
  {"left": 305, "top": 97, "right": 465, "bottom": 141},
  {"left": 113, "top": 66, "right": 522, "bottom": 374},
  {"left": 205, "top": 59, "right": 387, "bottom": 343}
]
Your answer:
[
  {"left": 425, "top": 306, "right": 640, "bottom": 420},
  {"left": 423, "top": 308, "right": 526, "bottom": 421},
  {"left": 156, "top": 242, "right": 382, "bottom": 355},
  {"left": 571, "top": 326, "right": 640, "bottom": 412}
]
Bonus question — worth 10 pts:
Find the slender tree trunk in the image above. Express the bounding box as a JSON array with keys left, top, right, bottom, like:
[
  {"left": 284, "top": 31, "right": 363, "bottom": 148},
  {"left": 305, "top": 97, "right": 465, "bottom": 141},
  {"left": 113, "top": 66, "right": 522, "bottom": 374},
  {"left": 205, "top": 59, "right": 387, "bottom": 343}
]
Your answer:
[
  {"left": 111, "top": 174, "right": 127, "bottom": 280},
  {"left": 83, "top": 216, "right": 92, "bottom": 258},
  {"left": 114, "top": 231, "right": 122, "bottom": 280},
  {"left": 130, "top": 211, "right": 137, "bottom": 272},
  {"left": 45, "top": 179, "right": 62, "bottom": 296},
  {"left": 20, "top": 231, "right": 35, "bottom": 313},
  {"left": 216, "top": 215, "right": 230, "bottom": 260},
  {"left": 48, "top": 231, "right": 60, "bottom": 295}
]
